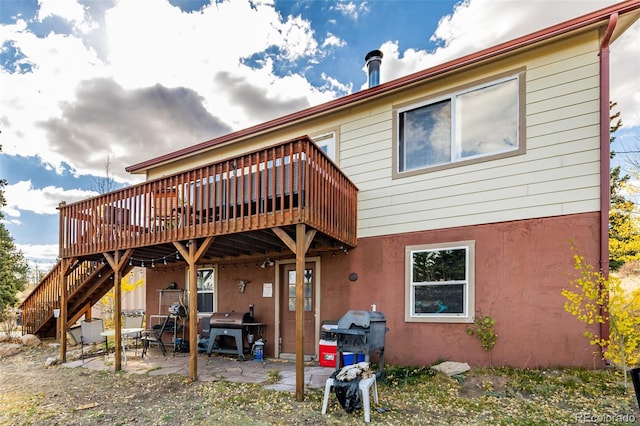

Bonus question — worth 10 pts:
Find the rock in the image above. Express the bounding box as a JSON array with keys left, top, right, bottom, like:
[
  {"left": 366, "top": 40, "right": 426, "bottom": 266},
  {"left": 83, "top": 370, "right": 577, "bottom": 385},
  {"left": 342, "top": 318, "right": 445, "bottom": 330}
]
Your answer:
[
  {"left": 0, "top": 343, "right": 22, "bottom": 357},
  {"left": 431, "top": 361, "right": 471, "bottom": 376},
  {"left": 45, "top": 357, "right": 58, "bottom": 367},
  {"left": 21, "top": 334, "right": 41, "bottom": 347}
]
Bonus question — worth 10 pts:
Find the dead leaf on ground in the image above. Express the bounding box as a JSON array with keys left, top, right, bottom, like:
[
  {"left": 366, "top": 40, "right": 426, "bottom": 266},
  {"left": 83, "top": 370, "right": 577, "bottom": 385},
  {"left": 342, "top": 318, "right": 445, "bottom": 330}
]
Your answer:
[{"left": 75, "top": 402, "right": 100, "bottom": 410}]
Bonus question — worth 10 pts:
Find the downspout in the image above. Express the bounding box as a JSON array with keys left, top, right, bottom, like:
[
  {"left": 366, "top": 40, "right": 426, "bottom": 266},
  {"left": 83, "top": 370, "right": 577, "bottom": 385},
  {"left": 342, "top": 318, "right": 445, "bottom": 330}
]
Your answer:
[{"left": 599, "top": 12, "right": 618, "bottom": 357}]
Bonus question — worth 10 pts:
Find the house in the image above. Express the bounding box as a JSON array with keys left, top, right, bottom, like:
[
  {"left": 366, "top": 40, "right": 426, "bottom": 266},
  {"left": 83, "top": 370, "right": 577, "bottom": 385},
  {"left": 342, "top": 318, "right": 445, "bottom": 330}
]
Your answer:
[{"left": 20, "top": 0, "right": 640, "bottom": 396}]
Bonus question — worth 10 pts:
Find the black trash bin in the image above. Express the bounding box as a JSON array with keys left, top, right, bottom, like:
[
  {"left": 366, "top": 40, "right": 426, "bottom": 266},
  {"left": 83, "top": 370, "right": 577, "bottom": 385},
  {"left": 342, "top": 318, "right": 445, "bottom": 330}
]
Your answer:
[{"left": 631, "top": 367, "right": 640, "bottom": 410}]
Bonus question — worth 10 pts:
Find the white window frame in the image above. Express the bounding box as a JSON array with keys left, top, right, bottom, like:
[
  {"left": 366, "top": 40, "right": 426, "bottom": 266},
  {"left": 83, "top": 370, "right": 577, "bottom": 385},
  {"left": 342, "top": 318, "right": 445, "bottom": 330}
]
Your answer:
[
  {"left": 312, "top": 131, "right": 336, "bottom": 161},
  {"left": 405, "top": 241, "right": 475, "bottom": 323},
  {"left": 395, "top": 72, "right": 523, "bottom": 176},
  {"left": 187, "top": 266, "right": 216, "bottom": 315}
]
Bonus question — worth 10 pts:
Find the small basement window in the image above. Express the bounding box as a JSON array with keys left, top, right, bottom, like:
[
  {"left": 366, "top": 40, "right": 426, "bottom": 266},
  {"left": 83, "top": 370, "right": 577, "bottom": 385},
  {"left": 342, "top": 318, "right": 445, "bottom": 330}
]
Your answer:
[{"left": 405, "top": 241, "right": 475, "bottom": 323}]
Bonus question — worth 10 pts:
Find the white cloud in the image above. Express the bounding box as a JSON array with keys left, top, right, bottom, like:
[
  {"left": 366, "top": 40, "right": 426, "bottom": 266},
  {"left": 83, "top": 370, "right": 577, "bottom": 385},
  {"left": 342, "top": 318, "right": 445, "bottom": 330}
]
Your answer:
[
  {"left": 277, "top": 14, "right": 319, "bottom": 61},
  {"left": 1, "top": 0, "right": 336, "bottom": 183},
  {"left": 17, "top": 243, "right": 59, "bottom": 267},
  {"left": 322, "top": 32, "right": 346, "bottom": 48},
  {"left": 37, "top": 0, "right": 90, "bottom": 27},
  {"left": 0, "top": 23, "right": 105, "bottom": 167},
  {"left": 332, "top": 1, "right": 369, "bottom": 20},
  {"left": 611, "top": 23, "right": 640, "bottom": 128},
  {"left": 4, "top": 180, "right": 98, "bottom": 217},
  {"left": 321, "top": 72, "right": 352, "bottom": 94},
  {"left": 380, "top": 0, "right": 622, "bottom": 79}
]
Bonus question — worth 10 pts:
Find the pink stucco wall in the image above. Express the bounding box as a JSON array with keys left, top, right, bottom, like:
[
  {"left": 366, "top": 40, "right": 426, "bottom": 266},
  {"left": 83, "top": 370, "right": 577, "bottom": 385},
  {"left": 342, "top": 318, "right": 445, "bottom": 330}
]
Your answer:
[
  {"left": 144, "top": 212, "right": 603, "bottom": 368},
  {"left": 343, "top": 212, "right": 603, "bottom": 368}
]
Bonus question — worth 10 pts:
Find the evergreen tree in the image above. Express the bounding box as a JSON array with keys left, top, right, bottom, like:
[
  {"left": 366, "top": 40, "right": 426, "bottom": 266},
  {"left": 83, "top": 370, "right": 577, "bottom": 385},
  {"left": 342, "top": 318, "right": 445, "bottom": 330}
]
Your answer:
[
  {"left": 0, "top": 145, "right": 29, "bottom": 309},
  {"left": 609, "top": 103, "right": 640, "bottom": 270}
]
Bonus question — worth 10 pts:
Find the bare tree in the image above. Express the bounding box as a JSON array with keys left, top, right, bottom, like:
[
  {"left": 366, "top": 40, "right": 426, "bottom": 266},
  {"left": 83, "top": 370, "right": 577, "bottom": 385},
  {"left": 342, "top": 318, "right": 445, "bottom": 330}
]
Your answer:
[{"left": 92, "top": 156, "right": 117, "bottom": 194}]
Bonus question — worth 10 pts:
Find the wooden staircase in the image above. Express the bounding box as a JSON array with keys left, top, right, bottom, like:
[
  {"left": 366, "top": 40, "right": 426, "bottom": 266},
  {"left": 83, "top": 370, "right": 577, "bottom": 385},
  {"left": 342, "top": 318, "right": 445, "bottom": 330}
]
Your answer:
[{"left": 20, "top": 259, "right": 132, "bottom": 337}]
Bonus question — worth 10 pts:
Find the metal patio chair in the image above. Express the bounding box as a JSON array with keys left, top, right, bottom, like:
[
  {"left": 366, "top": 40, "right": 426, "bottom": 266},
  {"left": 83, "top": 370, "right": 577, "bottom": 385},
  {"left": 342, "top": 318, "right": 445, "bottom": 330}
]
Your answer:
[
  {"left": 141, "top": 315, "right": 170, "bottom": 358},
  {"left": 80, "top": 318, "right": 107, "bottom": 362}
]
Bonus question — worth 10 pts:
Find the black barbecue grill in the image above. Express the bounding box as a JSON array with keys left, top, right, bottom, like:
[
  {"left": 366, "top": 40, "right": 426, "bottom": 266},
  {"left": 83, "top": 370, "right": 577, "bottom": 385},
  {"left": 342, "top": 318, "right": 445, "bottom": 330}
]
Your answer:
[
  {"left": 206, "top": 312, "right": 265, "bottom": 360},
  {"left": 334, "top": 310, "right": 388, "bottom": 375}
]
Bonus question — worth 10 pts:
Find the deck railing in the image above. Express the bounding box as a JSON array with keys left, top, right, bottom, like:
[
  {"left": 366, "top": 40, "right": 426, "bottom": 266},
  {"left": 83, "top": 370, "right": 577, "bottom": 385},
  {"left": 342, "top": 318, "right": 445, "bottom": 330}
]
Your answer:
[
  {"left": 60, "top": 137, "right": 358, "bottom": 258},
  {"left": 20, "top": 259, "right": 101, "bottom": 335}
]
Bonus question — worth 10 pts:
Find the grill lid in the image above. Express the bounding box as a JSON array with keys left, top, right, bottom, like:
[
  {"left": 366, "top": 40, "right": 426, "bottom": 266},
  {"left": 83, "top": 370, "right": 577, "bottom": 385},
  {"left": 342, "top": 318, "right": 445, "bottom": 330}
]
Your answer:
[
  {"left": 210, "top": 312, "right": 254, "bottom": 327},
  {"left": 337, "top": 310, "right": 386, "bottom": 329}
]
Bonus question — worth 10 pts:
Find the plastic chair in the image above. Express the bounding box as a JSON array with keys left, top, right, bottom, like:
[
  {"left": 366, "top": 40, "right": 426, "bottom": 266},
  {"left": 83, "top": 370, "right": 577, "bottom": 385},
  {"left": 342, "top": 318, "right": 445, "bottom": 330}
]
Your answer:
[
  {"left": 80, "top": 318, "right": 107, "bottom": 362},
  {"left": 322, "top": 375, "right": 378, "bottom": 422},
  {"left": 141, "top": 315, "right": 169, "bottom": 358},
  {"left": 123, "top": 313, "right": 145, "bottom": 356}
]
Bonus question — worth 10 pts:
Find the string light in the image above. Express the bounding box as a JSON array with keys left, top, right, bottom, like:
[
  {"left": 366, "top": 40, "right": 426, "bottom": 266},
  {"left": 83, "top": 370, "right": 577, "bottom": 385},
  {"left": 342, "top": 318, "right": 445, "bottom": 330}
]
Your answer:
[{"left": 123, "top": 250, "right": 181, "bottom": 268}]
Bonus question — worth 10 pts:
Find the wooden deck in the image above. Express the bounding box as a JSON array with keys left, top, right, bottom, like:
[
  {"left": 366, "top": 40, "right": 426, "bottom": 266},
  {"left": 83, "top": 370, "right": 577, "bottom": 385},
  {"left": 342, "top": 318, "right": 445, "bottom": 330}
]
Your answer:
[
  {"left": 59, "top": 137, "right": 358, "bottom": 260},
  {"left": 22, "top": 136, "right": 358, "bottom": 337}
]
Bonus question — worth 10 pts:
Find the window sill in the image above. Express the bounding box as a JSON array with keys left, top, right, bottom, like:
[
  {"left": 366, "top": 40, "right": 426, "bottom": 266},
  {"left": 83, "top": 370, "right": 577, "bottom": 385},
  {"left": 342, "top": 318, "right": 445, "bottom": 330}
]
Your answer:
[{"left": 405, "top": 315, "right": 474, "bottom": 324}]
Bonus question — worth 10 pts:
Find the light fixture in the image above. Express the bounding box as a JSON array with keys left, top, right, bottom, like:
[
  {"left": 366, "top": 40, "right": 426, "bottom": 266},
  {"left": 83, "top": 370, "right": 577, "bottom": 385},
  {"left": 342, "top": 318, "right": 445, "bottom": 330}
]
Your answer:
[{"left": 261, "top": 258, "right": 275, "bottom": 268}]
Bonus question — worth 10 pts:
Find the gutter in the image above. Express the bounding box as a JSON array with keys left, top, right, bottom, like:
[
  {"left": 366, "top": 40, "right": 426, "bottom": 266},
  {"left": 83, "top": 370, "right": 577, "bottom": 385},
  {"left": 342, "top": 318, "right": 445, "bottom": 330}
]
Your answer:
[{"left": 598, "top": 11, "right": 618, "bottom": 355}]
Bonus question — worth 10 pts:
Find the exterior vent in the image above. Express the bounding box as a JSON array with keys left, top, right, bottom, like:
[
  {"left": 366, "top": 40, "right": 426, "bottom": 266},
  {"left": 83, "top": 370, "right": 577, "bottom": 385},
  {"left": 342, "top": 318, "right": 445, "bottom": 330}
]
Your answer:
[{"left": 365, "top": 49, "right": 383, "bottom": 88}]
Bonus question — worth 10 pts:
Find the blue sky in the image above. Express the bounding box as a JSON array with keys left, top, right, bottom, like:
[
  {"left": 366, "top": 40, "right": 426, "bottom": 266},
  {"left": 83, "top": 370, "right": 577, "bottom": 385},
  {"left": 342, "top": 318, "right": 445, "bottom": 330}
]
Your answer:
[{"left": 1, "top": 0, "right": 639, "bottom": 273}]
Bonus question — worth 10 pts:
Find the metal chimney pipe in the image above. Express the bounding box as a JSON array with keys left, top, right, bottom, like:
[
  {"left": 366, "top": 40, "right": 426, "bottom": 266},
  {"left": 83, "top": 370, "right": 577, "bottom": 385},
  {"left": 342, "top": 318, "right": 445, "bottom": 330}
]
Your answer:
[{"left": 365, "top": 49, "right": 383, "bottom": 88}]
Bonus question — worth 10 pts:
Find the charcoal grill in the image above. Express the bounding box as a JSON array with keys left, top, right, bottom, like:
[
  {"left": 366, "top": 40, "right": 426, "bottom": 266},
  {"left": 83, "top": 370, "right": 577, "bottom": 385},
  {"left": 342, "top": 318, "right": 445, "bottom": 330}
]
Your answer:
[
  {"left": 334, "top": 310, "right": 388, "bottom": 375},
  {"left": 206, "top": 312, "right": 265, "bottom": 360}
]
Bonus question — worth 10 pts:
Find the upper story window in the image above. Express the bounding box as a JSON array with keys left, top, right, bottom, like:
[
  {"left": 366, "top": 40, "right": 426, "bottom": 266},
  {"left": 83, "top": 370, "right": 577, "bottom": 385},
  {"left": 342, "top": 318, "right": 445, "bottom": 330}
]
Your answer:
[
  {"left": 396, "top": 73, "right": 523, "bottom": 174},
  {"left": 312, "top": 132, "right": 336, "bottom": 161},
  {"left": 405, "top": 241, "right": 475, "bottom": 323}
]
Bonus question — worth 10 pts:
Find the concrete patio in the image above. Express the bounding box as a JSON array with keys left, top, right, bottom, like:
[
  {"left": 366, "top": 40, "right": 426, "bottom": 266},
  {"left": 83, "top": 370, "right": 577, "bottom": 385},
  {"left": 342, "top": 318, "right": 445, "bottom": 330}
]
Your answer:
[{"left": 61, "top": 346, "right": 335, "bottom": 393}]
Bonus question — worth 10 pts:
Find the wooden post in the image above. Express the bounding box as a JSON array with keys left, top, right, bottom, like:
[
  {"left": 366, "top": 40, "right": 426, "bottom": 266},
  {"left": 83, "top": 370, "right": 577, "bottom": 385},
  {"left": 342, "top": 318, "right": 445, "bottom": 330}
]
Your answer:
[
  {"left": 273, "top": 225, "right": 316, "bottom": 402},
  {"left": 59, "top": 259, "right": 69, "bottom": 363},
  {"left": 295, "top": 223, "right": 305, "bottom": 402},
  {"left": 188, "top": 240, "right": 198, "bottom": 382},
  {"left": 104, "top": 249, "right": 133, "bottom": 371},
  {"left": 174, "top": 237, "right": 214, "bottom": 382},
  {"left": 113, "top": 253, "right": 122, "bottom": 371}
]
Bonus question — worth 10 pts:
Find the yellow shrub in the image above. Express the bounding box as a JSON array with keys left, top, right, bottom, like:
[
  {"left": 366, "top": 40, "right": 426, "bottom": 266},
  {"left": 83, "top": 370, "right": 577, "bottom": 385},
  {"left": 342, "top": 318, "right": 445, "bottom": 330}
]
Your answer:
[{"left": 562, "top": 252, "right": 640, "bottom": 369}]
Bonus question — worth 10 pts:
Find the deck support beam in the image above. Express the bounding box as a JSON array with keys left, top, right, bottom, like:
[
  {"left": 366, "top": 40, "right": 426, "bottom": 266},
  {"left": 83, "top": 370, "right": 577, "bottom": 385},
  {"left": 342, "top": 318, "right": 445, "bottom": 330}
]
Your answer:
[
  {"left": 58, "top": 258, "right": 72, "bottom": 363},
  {"left": 103, "top": 249, "right": 133, "bottom": 371},
  {"left": 273, "top": 224, "right": 316, "bottom": 402},
  {"left": 175, "top": 237, "right": 215, "bottom": 381}
]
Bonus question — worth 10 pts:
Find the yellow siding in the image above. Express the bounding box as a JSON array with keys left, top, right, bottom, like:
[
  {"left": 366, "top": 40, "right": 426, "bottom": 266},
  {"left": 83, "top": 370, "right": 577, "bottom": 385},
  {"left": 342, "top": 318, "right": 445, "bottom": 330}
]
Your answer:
[
  {"left": 343, "top": 30, "right": 602, "bottom": 238},
  {"left": 145, "top": 29, "right": 604, "bottom": 239}
]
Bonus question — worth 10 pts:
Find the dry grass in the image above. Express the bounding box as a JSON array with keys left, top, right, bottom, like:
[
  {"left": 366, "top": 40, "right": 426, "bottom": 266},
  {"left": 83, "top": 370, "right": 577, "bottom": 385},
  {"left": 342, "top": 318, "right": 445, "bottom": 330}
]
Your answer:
[{"left": 0, "top": 342, "right": 639, "bottom": 425}]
